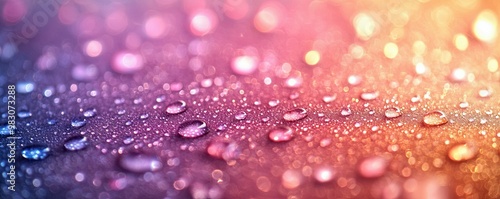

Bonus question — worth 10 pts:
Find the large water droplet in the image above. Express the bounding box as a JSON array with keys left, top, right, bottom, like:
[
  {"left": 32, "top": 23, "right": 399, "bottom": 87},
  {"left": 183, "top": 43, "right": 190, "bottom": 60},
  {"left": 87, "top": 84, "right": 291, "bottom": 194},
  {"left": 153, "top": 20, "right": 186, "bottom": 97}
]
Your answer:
[
  {"left": 22, "top": 145, "right": 50, "bottom": 160},
  {"left": 119, "top": 153, "right": 163, "bottom": 173},
  {"left": 357, "top": 156, "right": 388, "bottom": 178},
  {"left": 360, "top": 91, "right": 379, "bottom": 100},
  {"left": 83, "top": 108, "right": 97, "bottom": 118},
  {"left": 322, "top": 94, "right": 337, "bottom": 103},
  {"left": 71, "top": 117, "right": 87, "bottom": 128},
  {"left": 64, "top": 136, "right": 89, "bottom": 151},
  {"left": 234, "top": 111, "right": 247, "bottom": 120},
  {"left": 448, "top": 142, "right": 478, "bottom": 162},
  {"left": 283, "top": 108, "right": 307, "bottom": 121},
  {"left": 340, "top": 107, "right": 352, "bottom": 116},
  {"left": 423, "top": 111, "right": 448, "bottom": 126},
  {"left": 17, "top": 110, "right": 32, "bottom": 119},
  {"left": 166, "top": 100, "right": 187, "bottom": 115},
  {"left": 177, "top": 120, "right": 208, "bottom": 138},
  {"left": 268, "top": 126, "right": 294, "bottom": 142},
  {"left": 384, "top": 107, "right": 402, "bottom": 118}
]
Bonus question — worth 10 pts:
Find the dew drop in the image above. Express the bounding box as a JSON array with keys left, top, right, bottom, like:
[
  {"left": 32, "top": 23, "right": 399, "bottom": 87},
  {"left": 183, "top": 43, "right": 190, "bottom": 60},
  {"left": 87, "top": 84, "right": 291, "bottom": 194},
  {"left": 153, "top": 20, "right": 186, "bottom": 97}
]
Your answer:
[
  {"left": 17, "top": 110, "right": 32, "bottom": 119},
  {"left": 384, "top": 107, "right": 402, "bottom": 118},
  {"left": 459, "top": 102, "right": 469, "bottom": 109},
  {"left": 177, "top": 120, "right": 208, "bottom": 138},
  {"left": 322, "top": 94, "right": 337, "bottom": 103},
  {"left": 314, "top": 166, "right": 336, "bottom": 183},
  {"left": 123, "top": 137, "right": 134, "bottom": 145},
  {"left": 347, "top": 75, "right": 362, "bottom": 86},
  {"left": 119, "top": 153, "right": 163, "bottom": 173},
  {"left": 284, "top": 76, "right": 303, "bottom": 88},
  {"left": 22, "top": 145, "right": 50, "bottom": 160},
  {"left": 283, "top": 108, "right": 307, "bottom": 121},
  {"left": 340, "top": 107, "right": 352, "bottom": 116},
  {"left": 268, "top": 126, "right": 294, "bottom": 142},
  {"left": 357, "top": 156, "right": 388, "bottom": 178},
  {"left": 71, "top": 117, "right": 87, "bottom": 128},
  {"left": 360, "top": 91, "right": 379, "bottom": 100},
  {"left": 478, "top": 89, "right": 492, "bottom": 98},
  {"left": 234, "top": 111, "right": 247, "bottom": 120},
  {"left": 268, "top": 100, "right": 280, "bottom": 107},
  {"left": 448, "top": 142, "right": 478, "bottom": 162},
  {"left": 47, "top": 119, "right": 57, "bottom": 125},
  {"left": 64, "top": 136, "right": 89, "bottom": 151},
  {"left": 166, "top": 100, "right": 187, "bottom": 115},
  {"left": 83, "top": 108, "right": 97, "bottom": 118},
  {"left": 423, "top": 111, "right": 448, "bottom": 126}
]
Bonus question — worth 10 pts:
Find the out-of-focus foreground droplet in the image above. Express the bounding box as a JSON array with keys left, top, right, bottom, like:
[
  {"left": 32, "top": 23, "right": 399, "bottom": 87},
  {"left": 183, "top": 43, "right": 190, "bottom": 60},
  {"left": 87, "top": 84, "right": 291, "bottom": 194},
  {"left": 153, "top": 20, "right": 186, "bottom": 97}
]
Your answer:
[
  {"left": 353, "top": 12, "right": 378, "bottom": 40},
  {"left": 112, "top": 51, "right": 144, "bottom": 74},
  {"left": 473, "top": 10, "right": 498, "bottom": 43},
  {"left": 231, "top": 55, "right": 258, "bottom": 75},
  {"left": 190, "top": 9, "right": 218, "bottom": 36},
  {"left": 254, "top": 1, "right": 285, "bottom": 33},
  {"left": 423, "top": 111, "right": 448, "bottom": 126},
  {"left": 304, "top": 50, "right": 320, "bottom": 66},
  {"left": 448, "top": 142, "right": 478, "bottom": 162}
]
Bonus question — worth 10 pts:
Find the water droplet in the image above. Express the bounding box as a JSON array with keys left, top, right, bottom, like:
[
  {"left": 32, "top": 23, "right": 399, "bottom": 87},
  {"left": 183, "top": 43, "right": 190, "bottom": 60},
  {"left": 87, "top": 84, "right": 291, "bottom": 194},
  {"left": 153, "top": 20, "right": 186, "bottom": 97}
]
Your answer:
[
  {"left": 234, "top": 111, "right": 247, "bottom": 120},
  {"left": 22, "top": 145, "right": 50, "bottom": 160},
  {"left": 17, "top": 110, "right": 32, "bottom": 119},
  {"left": 83, "top": 108, "right": 97, "bottom": 118},
  {"left": 284, "top": 76, "right": 303, "bottom": 88},
  {"left": 340, "top": 107, "right": 352, "bottom": 116},
  {"left": 177, "top": 120, "right": 208, "bottom": 138},
  {"left": 16, "top": 81, "right": 35, "bottom": 94},
  {"left": 360, "top": 91, "right": 379, "bottom": 100},
  {"left": 478, "top": 89, "right": 492, "bottom": 98},
  {"left": 166, "top": 100, "right": 187, "bottom": 115},
  {"left": 384, "top": 107, "right": 402, "bottom": 118},
  {"left": 449, "top": 68, "right": 467, "bottom": 82},
  {"left": 459, "top": 102, "right": 469, "bottom": 109},
  {"left": 357, "top": 156, "right": 388, "bottom": 178},
  {"left": 322, "top": 94, "right": 337, "bottom": 103},
  {"left": 448, "top": 142, "right": 478, "bottom": 162},
  {"left": 0, "top": 125, "right": 11, "bottom": 135},
  {"left": 64, "top": 136, "right": 89, "bottom": 151},
  {"left": 119, "top": 153, "right": 162, "bottom": 173},
  {"left": 347, "top": 75, "right": 362, "bottom": 86},
  {"left": 268, "top": 126, "right": 294, "bottom": 142},
  {"left": 140, "top": 113, "right": 149, "bottom": 120},
  {"left": 314, "top": 166, "right": 336, "bottom": 183},
  {"left": 71, "top": 117, "right": 87, "bottom": 128},
  {"left": 47, "top": 119, "right": 57, "bottom": 125},
  {"left": 268, "top": 100, "right": 280, "bottom": 107},
  {"left": 123, "top": 137, "right": 134, "bottom": 145},
  {"left": 206, "top": 139, "right": 240, "bottom": 161},
  {"left": 423, "top": 111, "right": 448, "bottom": 126},
  {"left": 283, "top": 108, "right": 307, "bottom": 121}
]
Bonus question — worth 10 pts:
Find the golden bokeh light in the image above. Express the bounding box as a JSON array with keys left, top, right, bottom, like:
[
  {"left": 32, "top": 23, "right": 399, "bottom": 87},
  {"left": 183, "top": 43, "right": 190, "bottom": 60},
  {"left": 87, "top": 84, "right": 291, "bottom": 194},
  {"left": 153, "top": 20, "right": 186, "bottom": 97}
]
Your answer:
[
  {"left": 473, "top": 10, "right": 498, "bottom": 43},
  {"left": 384, "top": 42, "right": 398, "bottom": 59},
  {"left": 453, "top": 34, "right": 468, "bottom": 51},
  {"left": 304, "top": 50, "right": 320, "bottom": 66}
]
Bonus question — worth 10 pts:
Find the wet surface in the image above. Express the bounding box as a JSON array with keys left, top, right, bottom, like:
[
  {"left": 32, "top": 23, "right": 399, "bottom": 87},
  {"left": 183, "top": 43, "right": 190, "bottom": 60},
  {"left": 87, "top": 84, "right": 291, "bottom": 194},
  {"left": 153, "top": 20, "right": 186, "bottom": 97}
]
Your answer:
[{"left": 1, "top": 0, "right": 500, "bottom": 198}]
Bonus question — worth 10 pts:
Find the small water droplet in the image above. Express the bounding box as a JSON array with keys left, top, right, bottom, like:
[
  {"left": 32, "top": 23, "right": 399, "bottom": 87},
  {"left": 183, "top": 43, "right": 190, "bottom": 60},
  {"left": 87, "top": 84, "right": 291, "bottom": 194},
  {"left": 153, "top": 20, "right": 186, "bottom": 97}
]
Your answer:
[
  {"left": 83, "top": 108, "right": 97, "bottom": 118},
  {"left": 357, "top": 156, "right": 388, "bottom": 178},
  {"left": 234, "top": 111, "right": 247, "bottom": 120},
  {"left": 119, "top": 153, "right": 162, "bottom": 173},
  {"left": 47, "top": 119, "right": 57, "bottom": 125},
  {"left": 64, "top": 136, "right": 89, "bottom": 151},
  {"left": 140, "top": 113, "right": 149, "bottom": 120},
  {"left": 459, "top": 102, "right": 469, "bottom": 109},
  {"left": 347, "top": 75, "right": 362, "bottom": 86},
  {"left": 166, "top": 100, "right": 187, "bottom": 115},
  {"left": 478, "top": 89, "right": 492, "bottom": 98},
  {"left": 314, "top": 166, "right": 336, "bottom": 183},
  {"left": 423, "top": 111, "right": 448, "bottom": 126},
  {"left": 268, "top": 100, "right": 280, "bottom": 107},
  {"left": 177, "top": 120, "right": 208, "bottom": 138},
  {"left": 22, "top": 145, "right": 50, "bottom": 160},
  {"left": 17, "top": 110, "right": 32, "bottom": 119},
  {"left": 268, "top": 126, "right": 294, "bottom": 142},
  {"left": 71, "top": 117, "right": 87, "bottom": 128},
  {"left": 284, "top": 76, "right": 303, "bottom": 88},
  {"left": 322, "top": 94, "right": 337, "bottom": 103},
  {"left": 231, "top": 55, "right": 258, "bottom": 75},
  {"left": 449, "top": 68, "right": 467, "bottom": 82},
  {"left": 340, "top": 107, "right": 352, "bottom": 116},
  {"left": 123, "top": 137, "right": 134, "bottom": 145},
  {"left": 384, "top": 107, "right": 402, "bottom": 118},
  {"left": 283, "top": 108, "right": 307, "bottom": 121},
  {"left": 448, "top": 142, "right": 478, "bottom": 162},
  {"left": 360, "top": 91, "right": 379, "bottom": 100},
  {"left": 114, "top": 98, "right": 125, "bottom": 105}
]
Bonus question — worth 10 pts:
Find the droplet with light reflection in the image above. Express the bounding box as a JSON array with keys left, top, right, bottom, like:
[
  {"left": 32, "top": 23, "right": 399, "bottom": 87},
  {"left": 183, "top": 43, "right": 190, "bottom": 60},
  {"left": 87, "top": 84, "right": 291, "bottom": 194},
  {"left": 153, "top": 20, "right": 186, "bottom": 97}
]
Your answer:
[
  {"left": 423, "top": 111, "right": 448, "bottom": 126},
  {"left": 448, "top": 142, "right": 478, "bottom": 162},
  {"left": 357, "top": 156, "right": 388, "bottom": 178},
  {"left": 268, "top": 126, "right": 294, "bottom": 142},
  {"left": 283, "top": 108, "right": 307, "bottom": 122}
]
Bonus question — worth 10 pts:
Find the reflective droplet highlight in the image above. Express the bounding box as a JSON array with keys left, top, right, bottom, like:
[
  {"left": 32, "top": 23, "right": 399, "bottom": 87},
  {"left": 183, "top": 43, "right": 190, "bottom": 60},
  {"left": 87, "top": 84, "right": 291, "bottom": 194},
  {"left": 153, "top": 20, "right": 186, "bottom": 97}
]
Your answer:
[
  {"left": 71, "top": 117, "right": 87, "bottom": 128},
  {"left": 423, "top": 111, "right": 448, "bottom": 126},
  {"left": 64, "top": 136, "right": 89, "bottom": 151},
  {"left": 177, "top": 120, "right": 208, "bottom": 138},
  {"left": 166, "top": 100, "right": 187, "bottom": 115},
  {"left": 448, "top": 142, "right": 478, "bottom": 162},
  {"left": 22, "top": 145, "right": 50, "bottom": 160},
  {"left": 358, "top": 156, "right": 388, "bottom": 178},
  {"left": 283, "top": 108, "right": 307, "bottom": 121},
  {"left": 384, "top": 107, "right": 402, "bottom": 118}
]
